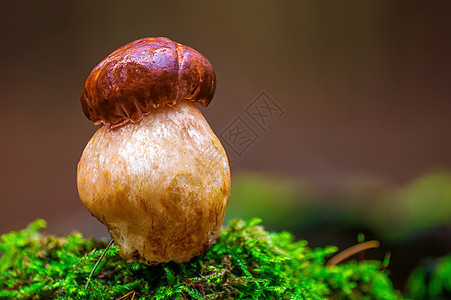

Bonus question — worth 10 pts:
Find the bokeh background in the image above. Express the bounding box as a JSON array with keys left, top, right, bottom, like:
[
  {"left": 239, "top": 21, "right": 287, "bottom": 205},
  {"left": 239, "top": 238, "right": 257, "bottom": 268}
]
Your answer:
[{"left": 1, "top": 0, "right": 450, "bottom": 291}]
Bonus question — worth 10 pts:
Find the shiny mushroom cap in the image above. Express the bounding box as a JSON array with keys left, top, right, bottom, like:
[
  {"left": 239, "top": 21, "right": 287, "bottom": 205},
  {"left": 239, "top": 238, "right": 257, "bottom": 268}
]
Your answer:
[{"left": 80, "top": 37, "right": 216, "bottom": 128}]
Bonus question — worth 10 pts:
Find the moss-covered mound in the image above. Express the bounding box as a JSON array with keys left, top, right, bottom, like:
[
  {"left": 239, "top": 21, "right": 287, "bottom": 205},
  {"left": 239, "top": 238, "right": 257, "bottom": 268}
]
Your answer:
[
  {"left": 0, "top": 219, "right": 401, "bottom": 299},
  {"left": 406, "top": 254, "right": 451, "bottom": 299}
]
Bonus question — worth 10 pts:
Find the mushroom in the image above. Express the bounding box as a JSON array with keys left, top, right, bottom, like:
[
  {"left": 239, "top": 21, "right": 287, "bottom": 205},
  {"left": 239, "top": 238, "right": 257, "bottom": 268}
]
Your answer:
[{"left": 77, "top": 37, "right": 231, "bottom": 264}]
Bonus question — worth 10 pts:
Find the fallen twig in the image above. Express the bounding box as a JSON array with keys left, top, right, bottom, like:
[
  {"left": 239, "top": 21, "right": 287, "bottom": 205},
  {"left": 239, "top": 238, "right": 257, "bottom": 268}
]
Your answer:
[{"left": 327, "top": 240, "right": 380, "bottom": 267}]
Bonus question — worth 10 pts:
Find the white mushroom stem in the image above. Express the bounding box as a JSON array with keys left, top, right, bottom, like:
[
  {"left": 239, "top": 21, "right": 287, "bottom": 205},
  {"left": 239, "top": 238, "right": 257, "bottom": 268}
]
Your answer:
[{"left": 77, "top": 100, "right": 230, "bottom": 263}]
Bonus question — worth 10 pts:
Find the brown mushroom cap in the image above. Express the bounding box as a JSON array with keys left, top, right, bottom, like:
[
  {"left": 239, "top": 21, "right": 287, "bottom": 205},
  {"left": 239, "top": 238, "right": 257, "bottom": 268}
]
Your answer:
[{"left": 81, "top": 37, "right": 216, "bottom": 128}]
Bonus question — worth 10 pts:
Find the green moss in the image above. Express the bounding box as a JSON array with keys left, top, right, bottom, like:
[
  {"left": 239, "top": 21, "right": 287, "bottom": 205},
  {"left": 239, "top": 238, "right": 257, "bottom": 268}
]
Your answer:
[
  {"left": 406, "top": 254, "right": 451, "bottom": 299},
  {"left": 0, "top": 219, "right": 401, "bottom": 299}
]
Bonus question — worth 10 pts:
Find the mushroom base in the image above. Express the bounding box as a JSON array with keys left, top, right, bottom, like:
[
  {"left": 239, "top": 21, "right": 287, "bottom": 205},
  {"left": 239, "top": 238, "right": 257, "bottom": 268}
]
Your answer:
[{"left": 77, "top": 100, "right": 231, "bottom": 263}]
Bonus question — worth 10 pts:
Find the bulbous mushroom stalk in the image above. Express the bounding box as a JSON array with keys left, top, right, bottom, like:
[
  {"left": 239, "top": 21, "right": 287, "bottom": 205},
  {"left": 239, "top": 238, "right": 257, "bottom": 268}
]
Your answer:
[{"left": 77, "top": 37, "right": 231, "bottom": 264}]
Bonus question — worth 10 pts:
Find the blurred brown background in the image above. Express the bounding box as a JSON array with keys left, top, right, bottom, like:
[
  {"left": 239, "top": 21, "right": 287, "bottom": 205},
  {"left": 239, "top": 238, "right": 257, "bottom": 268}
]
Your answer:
[{"left": 0, "top": 0, "right": 450, "bottom": 238}]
